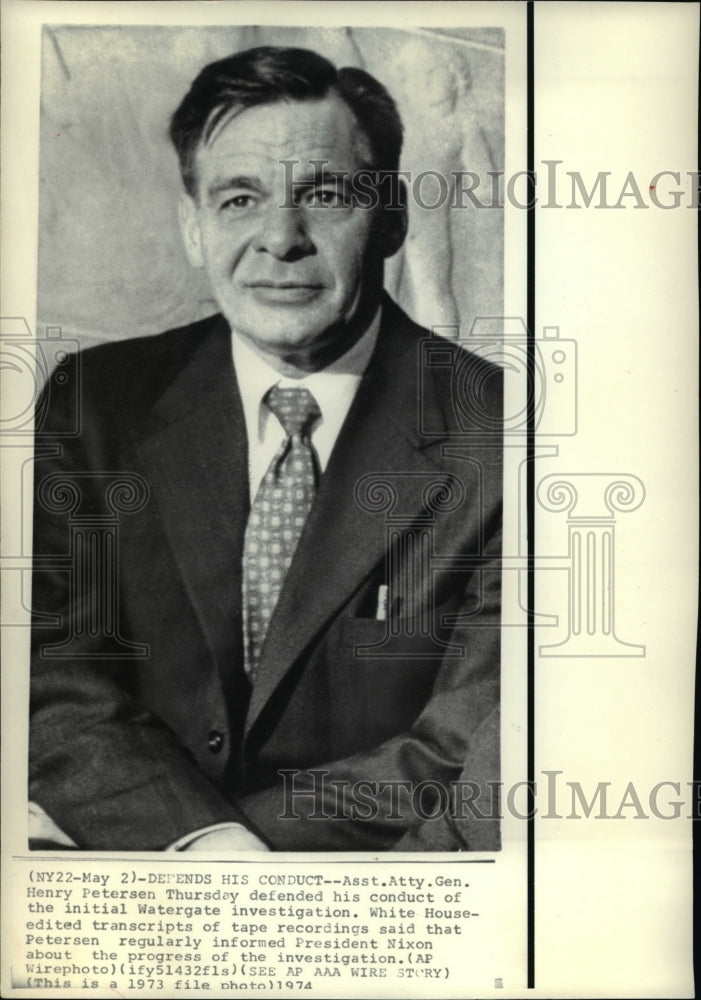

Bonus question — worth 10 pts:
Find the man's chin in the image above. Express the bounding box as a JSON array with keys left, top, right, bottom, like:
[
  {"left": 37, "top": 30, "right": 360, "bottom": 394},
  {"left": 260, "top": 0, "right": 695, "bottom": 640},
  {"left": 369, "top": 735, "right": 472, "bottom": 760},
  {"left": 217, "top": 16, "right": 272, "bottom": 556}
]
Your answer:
[
  {"left": 228, "top": 306, "right": 342, "bottom": 352},
  {"left": 222, "top": 296, "right": 372, "bottom": 370},
  {"left": 230, "top": 323, "right": 330, "bottom": 365}
]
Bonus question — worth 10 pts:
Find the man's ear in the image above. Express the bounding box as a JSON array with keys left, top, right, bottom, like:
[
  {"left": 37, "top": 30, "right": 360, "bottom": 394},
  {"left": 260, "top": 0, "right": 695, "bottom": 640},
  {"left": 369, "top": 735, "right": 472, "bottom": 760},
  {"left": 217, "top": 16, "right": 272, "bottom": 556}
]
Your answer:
[
  {"left": 377, "top": 179, "right": 408, "bottom": 259},
  {"left": 178, "top": 193, "right": 205, "bottom": 268}
]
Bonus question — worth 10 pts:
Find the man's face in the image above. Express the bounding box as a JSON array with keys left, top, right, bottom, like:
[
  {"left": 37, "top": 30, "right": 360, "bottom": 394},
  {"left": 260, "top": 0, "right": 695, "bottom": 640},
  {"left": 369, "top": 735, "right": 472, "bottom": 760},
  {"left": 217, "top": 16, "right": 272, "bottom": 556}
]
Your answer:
[{"left": 180, "top": 94, "right": 398, "bottom": 369}]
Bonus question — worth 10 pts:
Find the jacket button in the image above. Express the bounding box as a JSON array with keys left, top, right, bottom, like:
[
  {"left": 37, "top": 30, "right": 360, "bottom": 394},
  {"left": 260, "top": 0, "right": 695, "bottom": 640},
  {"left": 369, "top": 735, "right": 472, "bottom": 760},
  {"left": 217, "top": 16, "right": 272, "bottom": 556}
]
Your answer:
[{"left": 208, "top": 730, "right": 224, "bottom": 753}]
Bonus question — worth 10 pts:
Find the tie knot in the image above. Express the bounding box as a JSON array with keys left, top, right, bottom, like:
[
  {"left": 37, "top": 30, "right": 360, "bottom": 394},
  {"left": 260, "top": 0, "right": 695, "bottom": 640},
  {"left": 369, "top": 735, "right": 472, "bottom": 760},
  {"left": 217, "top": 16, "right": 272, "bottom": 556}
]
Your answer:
[{"left": 265, "top": 385, "right": 321, "bottom": 438}]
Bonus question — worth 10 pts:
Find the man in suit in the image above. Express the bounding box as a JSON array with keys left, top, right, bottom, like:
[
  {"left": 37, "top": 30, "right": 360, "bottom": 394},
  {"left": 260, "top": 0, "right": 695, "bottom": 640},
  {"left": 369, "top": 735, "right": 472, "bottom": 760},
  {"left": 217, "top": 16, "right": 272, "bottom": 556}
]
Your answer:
[{"left": 29, "top": 46, "right": 502, "bottom": 852}]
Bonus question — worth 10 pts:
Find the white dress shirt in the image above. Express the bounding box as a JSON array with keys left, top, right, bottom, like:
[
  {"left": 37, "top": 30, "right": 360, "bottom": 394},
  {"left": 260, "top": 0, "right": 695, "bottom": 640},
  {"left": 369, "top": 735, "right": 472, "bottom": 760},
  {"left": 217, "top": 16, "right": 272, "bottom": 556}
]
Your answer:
[{"left": 232, "top": 309, "right": 382, "bottom": 500}]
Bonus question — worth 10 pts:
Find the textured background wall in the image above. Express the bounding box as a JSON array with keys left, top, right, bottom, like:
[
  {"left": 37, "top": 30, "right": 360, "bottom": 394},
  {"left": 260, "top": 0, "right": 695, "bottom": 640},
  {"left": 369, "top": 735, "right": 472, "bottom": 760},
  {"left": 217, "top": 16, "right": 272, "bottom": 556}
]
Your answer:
[{"left": 38, "top": 25, "right": 504, "bottom": 352}]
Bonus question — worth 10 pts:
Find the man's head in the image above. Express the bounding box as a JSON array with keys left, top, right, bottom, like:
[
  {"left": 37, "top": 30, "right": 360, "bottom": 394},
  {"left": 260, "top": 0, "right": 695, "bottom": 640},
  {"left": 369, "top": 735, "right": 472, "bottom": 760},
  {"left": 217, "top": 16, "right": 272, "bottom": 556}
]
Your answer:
[{"left": 170, "top": 47, "right": 407, "bottom": 373}]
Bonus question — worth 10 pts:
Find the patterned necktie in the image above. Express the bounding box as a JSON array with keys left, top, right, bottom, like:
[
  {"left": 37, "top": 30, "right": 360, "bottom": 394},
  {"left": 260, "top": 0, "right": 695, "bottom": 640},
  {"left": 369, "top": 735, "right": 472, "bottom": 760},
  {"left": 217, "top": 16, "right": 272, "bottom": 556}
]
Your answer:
[{"left": 243, "top": 385, "right": 321, "bottom": 680}]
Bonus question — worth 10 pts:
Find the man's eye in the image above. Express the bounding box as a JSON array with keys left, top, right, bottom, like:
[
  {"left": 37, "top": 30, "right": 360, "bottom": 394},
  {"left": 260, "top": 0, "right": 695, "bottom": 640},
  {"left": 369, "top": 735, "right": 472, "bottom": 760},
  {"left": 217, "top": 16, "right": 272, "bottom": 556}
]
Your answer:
[
  {"left": 307, "top": 188, "right": 348, "bottom": 208},
  {"left": 221, "top": 194, "right": 256, "bottom": 211}
]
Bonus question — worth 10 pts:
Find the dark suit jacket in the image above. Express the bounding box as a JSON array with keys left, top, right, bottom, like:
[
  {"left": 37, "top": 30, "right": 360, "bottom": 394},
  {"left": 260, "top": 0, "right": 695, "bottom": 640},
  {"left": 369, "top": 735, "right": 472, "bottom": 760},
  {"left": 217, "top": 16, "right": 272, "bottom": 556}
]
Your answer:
[{"left": 29, "top": 296, "right": 502, "bottom": 851}]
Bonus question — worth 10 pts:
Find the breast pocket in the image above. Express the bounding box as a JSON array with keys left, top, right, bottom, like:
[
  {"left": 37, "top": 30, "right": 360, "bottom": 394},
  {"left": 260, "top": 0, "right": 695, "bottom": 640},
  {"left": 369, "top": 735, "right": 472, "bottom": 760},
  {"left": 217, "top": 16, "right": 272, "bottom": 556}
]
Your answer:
[{"left": 325, "top": 617, "right": 445, "bottom": 757}]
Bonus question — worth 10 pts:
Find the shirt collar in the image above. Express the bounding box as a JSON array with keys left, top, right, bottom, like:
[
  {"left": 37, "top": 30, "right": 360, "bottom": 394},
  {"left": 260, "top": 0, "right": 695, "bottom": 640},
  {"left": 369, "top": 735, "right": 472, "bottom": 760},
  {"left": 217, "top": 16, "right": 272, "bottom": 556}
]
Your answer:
[{"left": 232, "top": 307, "right": 382, "bottom": 441}]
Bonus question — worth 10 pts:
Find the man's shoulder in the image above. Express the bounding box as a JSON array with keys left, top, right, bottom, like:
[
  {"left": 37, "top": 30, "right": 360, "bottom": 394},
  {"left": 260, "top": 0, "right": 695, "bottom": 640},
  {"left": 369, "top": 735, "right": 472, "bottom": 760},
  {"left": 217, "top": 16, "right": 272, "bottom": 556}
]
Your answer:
[
  {"left": 36, "top": 314, "right": 229, "bottom": 436},
  {"left": 381, "top": 296, "right": 504, "bottom": 375},
  {"left": 77, "top": 314, "right": 224, "bottom": 376},
  {"left": 69, "top": 313, "right": 227, "bottom": 404},
  {"left": 379, "top": 296, "right": 503, "bottom": 432}
]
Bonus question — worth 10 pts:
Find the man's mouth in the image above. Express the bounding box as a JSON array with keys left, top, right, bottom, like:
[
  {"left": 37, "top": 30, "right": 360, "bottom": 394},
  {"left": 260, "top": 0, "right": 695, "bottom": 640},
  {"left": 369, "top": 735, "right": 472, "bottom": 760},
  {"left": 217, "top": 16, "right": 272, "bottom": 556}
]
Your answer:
[
  {"left": 247, "top": 281, "right": 324, "bottom": 289},
  {"left": 246, "top": 281, "right": 325, "bottom": 303}
]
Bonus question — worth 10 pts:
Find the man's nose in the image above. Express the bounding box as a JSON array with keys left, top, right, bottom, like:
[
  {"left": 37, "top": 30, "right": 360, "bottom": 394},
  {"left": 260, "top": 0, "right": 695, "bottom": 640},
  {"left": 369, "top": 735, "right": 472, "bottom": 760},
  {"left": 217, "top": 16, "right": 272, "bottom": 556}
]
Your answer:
[{"left": 252, "top": 206, "right": 314, "bottom": 260}]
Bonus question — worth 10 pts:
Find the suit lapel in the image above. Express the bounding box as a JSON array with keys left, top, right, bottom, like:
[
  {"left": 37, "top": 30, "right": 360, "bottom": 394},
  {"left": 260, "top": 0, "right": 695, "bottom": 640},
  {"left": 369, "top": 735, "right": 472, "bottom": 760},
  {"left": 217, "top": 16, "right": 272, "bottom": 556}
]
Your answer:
[
  {"left": 245, "top": 301, "right": 451, "bottom": 735},
  {"left": 125, "top": 306, "right": 475, "bottom": 741},
  {"left": 133, "top": 318, "right": 250, "bottom": 680}
]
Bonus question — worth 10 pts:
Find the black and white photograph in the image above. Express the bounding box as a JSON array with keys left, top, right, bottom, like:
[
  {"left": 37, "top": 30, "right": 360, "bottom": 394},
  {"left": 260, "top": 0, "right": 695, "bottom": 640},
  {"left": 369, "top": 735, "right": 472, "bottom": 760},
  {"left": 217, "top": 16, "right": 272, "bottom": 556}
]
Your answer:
[
  {"left": 1, "top": 2, "right": 697, "bottom": 998},
  {"left": 27, "top": 22, "right": 509, "bottom": 854}
]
